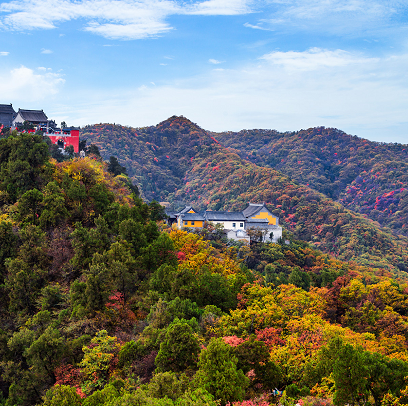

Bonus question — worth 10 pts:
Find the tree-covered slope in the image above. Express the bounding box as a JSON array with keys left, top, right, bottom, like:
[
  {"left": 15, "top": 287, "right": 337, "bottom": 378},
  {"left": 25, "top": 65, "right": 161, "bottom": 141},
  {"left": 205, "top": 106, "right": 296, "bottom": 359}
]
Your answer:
[
  {"left": 2, "top": 132, "right": 408, "bottom": 406},
  {"left": 215, "top": 127, "right": 408, "bottom": 236},
  {"left": 80, "top": 116, "right": 215, "bottom": 201},
  {"left": 170, "top": 147, "right": 408, "bottom": 275},
  {"left": 81, "top": 119, "right": 408, "bottom": 238},
  {"left": 80, "top": 117, "right": 408, "bottom": 275}
]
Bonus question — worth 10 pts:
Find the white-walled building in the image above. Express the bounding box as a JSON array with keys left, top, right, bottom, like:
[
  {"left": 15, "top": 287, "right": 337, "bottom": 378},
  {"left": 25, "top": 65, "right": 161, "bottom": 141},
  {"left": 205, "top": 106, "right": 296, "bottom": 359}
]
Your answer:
[{"left": 167, "top": 202, "right": 282, "bottom": 243}]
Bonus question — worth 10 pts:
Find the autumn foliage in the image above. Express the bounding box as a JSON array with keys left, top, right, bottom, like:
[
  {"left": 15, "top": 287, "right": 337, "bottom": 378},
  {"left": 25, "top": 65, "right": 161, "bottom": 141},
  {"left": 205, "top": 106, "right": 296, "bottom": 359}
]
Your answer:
[{"left": 1, "top": 126, "right": 408, "bottom": 406}]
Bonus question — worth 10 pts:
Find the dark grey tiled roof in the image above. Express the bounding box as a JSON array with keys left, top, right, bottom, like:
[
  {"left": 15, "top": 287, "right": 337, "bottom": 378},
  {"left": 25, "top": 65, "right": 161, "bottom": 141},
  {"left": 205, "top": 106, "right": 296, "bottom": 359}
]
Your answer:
[
  {"left": 181, "top": 213, "right": 205, "bottom": 221},
  {"left": 0, "top": 104, "right": 16, "bottom": 114},
  {"left": 246, "top": 218, "right": 269, "bottom": 223},
  {"left": 242, "top": 202, "right": 265, "bottom": 218},
  {"left": 17, "top": 109, "right": 48, "bottom": 122},
  {"left": 246, "top": 221, "right": 275, "bottom": 229},
  {"left": 179, "top": 206, "right": 195, "bottom": 214},
  {"left": 61, "top": 127, "right": 80, "bottom": 132},
  {"left": 204, "top": 211, "right": 246, "bottom": 221}
]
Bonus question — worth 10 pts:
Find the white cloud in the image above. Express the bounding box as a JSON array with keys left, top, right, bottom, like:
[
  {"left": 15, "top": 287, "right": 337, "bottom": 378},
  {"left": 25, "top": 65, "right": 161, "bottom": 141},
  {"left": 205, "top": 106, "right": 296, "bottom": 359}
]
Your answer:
[
  {"left": 245, "top": 0, "right": 408, "bottom": 36},
  {"left": 0, "top": 66, "right": 64, "bottom": 101},
  {"left": 0, "top": 51, "right": 9, "bottom": 56},
  {"left": 243, "top": 22, "right": 273, "bottom": 30},
  {"left": 0, "top": 0, "right": 178, "bottom": 39},
  {"left": 0, "top": 0, "right": 405, "bottom": 41},
  {"left": 41, "top": 48, "right": 53, "bottom": 54},
  {"left": 186, "top": 0, "right": 252, "bottom": 15},
  {"left": 260, "top": 47, "right": 376, "bottom": 71},
  {"left": 0, "top": 0, "right": 253, "bottom": 40},
  {"left": 271, "top": 0, "right": 389, "bottom": 21},
  {"left": 209, "top": 58, "right": 223, "bottom": 64}
]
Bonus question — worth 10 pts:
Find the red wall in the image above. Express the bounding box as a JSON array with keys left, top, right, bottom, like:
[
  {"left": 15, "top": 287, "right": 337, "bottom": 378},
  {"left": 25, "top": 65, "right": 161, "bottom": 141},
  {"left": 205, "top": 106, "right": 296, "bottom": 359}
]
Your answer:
[{"left": 47, "top": 129, "right": 79, "bottom": 153}]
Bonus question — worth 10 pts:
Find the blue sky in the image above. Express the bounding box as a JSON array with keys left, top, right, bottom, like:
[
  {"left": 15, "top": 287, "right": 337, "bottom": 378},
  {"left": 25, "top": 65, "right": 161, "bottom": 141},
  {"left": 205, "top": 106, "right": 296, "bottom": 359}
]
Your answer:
[{"left": 1, "top": 0, "right": 408, "bottom": 143}]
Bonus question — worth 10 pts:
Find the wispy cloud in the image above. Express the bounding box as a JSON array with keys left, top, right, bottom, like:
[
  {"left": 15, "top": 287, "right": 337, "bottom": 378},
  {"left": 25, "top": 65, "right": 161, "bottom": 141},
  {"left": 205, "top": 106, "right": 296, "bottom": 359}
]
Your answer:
[
  {"left": 0, "top": 51, "right": 9, "bottom": 56},
  {"left": 1, "top": 0, "right": 396, "bottom": 41},
  {"left": 243, "top": 22, "right": 273, "bottom": 31},
  {"left": 0, "top": 0, "right": 254, "bottom": 40},
  {"left": 209, "top": 58, "right": 223, "bottom": 64},
  {"left": 0, "top": 66, "right": 64, "bottom": 100},
  {"left": 41, "top": 48, "right": 53, "bottom": 54},
  {"left": 271, "top": 0, "right": 380, "bottom": 20},
  {"left": 260, "top": 47, "right": 376, "bottom": 71},
  {"left": 187, "top": 0, "right": 253, "bottom": 15},
  {"left": 245, "top": 0, "right": 408, "bottom": 36}
]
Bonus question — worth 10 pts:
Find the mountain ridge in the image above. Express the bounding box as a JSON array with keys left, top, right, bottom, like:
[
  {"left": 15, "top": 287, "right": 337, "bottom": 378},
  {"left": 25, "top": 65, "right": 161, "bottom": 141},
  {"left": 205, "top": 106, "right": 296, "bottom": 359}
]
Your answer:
[
  {"left": 214, "top": 126, "right": 408, "bottom": 236},
  {"left": 80, "top": 117, "right": 408, "bottom": 275}
]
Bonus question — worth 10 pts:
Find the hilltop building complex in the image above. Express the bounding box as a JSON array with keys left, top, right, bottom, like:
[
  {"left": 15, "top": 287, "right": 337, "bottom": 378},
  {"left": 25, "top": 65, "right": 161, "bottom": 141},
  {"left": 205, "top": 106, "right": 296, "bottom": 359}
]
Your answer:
[
  {"left": 0, "top": 104, "right": 16, "bottom": 127},
  {"left": 13, "top": 108, "right": 49, "bottom": 127},
  {"left": 0, "top": 104, "right": 79, "bottom": 153},
  {"left": 167, "top": 202, "right": 282, "bottom": 243}
]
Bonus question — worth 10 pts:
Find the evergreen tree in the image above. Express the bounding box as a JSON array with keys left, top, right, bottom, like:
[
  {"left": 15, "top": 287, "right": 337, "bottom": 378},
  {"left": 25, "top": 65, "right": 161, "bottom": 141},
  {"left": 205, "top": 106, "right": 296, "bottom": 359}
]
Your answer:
[
  {"left": 108, "top": 156, "right": 128, "bottom": 176},
  {"left": 194, "top": 337, "right": 249, "bottom": 405},
  {"left": 0, "top": 132, "right": 50, "bottom": 201},
  {"left": 155, "top": 320, "right": 200, "bottom": 373},
  {"left": 333, "top": 344, "right": 369, "bottom": 406},
  {"left": 39, "top": 181, "right": 69, "bottom": 228}
]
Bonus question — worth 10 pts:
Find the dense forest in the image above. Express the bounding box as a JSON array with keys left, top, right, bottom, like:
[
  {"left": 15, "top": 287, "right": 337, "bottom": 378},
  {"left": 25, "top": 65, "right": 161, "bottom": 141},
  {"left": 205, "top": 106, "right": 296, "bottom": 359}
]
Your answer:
[
  {"left": 81, "top": 120, "right": 408, "bottom": 239},
  {"left": 170, "top": 147, "right": 408, "bottom": 276},
  {"left": 0, "top": 129, "right": 408, "bottom": 405},
  {"left": 80, "top": 118, "right": 212, "bottom": 202},
  {"left": 82, "top": 117, "right": 408, "bottom": 276},
  {"left": 215, "top": 127, "right": 408, "bottom": 237}
]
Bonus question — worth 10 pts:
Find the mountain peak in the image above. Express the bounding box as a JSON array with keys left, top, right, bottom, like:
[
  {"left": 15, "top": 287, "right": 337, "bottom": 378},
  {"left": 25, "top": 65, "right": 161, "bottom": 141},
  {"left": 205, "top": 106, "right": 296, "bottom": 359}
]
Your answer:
[{"left": 157, "top": 115, "right": 204, "bottom": 133}]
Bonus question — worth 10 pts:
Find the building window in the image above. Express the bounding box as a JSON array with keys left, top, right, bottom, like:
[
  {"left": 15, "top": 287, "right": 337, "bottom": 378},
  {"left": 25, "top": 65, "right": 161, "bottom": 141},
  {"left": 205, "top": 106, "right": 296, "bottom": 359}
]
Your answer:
[
  {"left": 184, "top": 221, "right": 188, "bottom": 225},
  {"left": 191, "top": 221, "right": 195, "bottom": 226},
  {"left": 232, "top": 223, "right": 236, "bottom": 228},
  {"left": 240, "top": 223, "right": 244, "bottom": 227}
]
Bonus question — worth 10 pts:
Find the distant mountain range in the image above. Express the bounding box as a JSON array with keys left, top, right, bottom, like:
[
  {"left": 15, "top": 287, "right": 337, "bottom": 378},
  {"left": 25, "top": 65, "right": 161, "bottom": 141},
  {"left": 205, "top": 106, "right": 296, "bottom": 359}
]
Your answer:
[
  {"left": 80, "top": 116, "right": 408, "bottom": 276},
  {"left": 215, "top": 127, "right": 408, "bottom": 237}
]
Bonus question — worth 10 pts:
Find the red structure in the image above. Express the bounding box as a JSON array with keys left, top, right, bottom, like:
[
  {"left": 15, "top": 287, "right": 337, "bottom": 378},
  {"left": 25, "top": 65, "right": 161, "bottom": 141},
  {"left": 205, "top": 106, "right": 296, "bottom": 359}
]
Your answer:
[{"left": 46, "top": 128, "right": 80, "bottom": 153}]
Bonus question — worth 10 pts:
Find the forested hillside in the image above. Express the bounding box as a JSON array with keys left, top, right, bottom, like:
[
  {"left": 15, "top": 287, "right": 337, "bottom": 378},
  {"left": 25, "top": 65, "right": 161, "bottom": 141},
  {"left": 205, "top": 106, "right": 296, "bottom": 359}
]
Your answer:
[
  {"left": 171, "top": 147, "right": 408, "bottom": 275},
  {"left": 81, "top": 117, "right": 408, "bottom": 276},
  {"left": 1, "top": 132, "right": 408, "bottom": 405},
  {"left": 80, "top": 117, "right": 213, "bottom": 201},
  {"left": 215, "top": 127, "right": 408, "bottom": 237}
]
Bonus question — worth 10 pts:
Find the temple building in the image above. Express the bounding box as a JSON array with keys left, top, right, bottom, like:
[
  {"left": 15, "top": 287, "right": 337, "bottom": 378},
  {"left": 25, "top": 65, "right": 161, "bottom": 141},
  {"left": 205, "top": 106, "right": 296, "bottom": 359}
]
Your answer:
[
  {"left": 0, "top": 104, "right": 80, "bottom": 153},
  {"left": 0, "top": 104, "right": 16, "bottom": 127},
  {"left": 12, "top": 109, "right": 49, "bottom": 127},
  {"left": 167, "top": 202, "right": 282, "bottom": 243}
]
